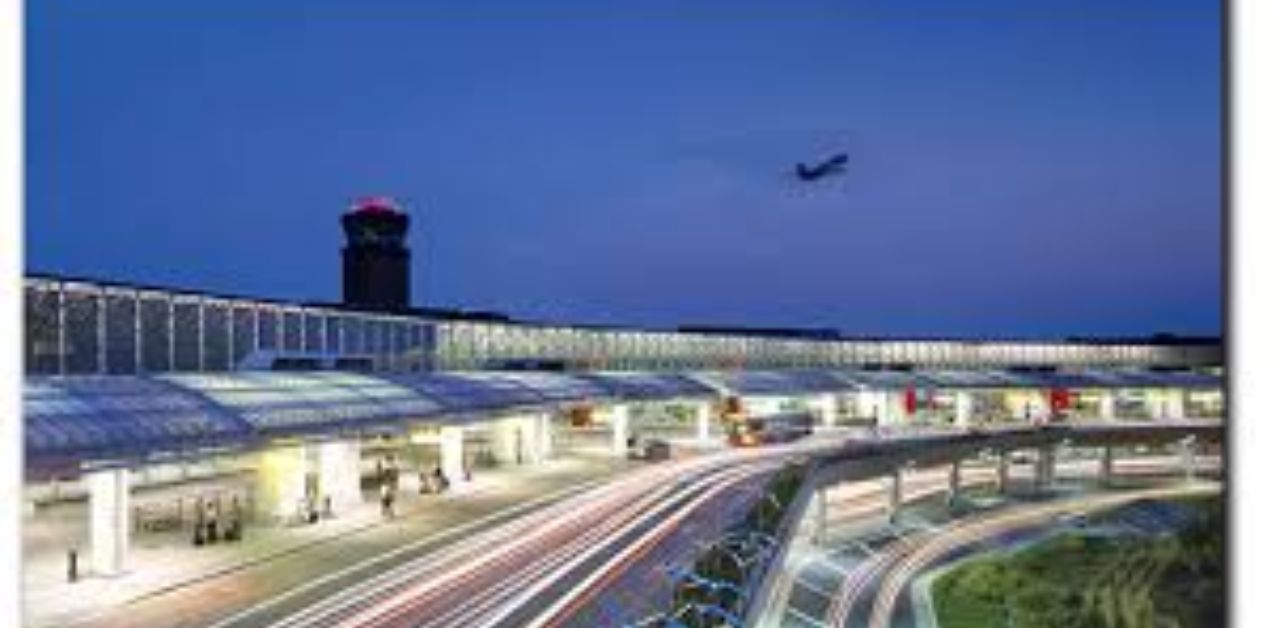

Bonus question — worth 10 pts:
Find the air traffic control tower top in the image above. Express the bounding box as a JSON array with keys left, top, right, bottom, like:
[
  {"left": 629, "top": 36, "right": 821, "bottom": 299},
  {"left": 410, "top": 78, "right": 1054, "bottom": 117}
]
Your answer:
[{"left": 342, "top": 197, "right": 411, "bottom": 312}]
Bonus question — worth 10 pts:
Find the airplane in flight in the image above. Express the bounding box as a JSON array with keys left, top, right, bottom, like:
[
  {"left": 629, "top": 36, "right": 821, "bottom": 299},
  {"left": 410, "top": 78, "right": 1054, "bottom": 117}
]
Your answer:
[{"left": 794, "top": 153, "right": 849, "bottom": 182}]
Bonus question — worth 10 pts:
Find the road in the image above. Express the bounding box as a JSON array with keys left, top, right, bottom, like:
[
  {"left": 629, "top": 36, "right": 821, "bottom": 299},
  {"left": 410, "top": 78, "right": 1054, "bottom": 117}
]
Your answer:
[
  {"left": 60, "top": 422, "right": 1220, "bottom": 628},
  {"left": 202, "top": 437, "right": 844, "bottom": 628}
]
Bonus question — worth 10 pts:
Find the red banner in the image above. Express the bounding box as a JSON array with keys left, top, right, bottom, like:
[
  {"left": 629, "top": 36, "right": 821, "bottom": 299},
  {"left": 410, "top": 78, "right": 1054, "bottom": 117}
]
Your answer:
[{"left": 1049, "top": 388, "right": 1071, "bottom": 412}]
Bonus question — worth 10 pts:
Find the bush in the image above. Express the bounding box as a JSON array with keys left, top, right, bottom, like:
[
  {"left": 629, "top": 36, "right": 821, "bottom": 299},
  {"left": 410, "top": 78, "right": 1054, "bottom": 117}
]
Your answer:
[{"left": 933, "top": 496, "right": 1224, "bottom": 628}]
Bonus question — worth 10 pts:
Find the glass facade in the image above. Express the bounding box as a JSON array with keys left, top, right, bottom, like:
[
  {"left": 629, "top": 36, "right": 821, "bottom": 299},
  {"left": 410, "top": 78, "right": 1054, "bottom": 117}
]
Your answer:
[
  {"left": 23, "top": 276, "right": 1221, "bottom": 376},
  {"left": 62, "top": 288, "right": 100, "bottom": 375}
]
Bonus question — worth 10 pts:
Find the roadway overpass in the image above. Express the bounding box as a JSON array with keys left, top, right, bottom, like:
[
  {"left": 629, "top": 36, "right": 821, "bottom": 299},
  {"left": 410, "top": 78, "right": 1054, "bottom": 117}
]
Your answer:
[{"left": 746, "top": 420, "right": 1224, "bottom": 626}]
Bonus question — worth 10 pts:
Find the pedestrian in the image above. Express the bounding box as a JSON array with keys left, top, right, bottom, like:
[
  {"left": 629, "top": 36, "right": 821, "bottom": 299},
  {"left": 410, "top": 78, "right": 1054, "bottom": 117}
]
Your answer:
[
  {"left": 204, "top": 497, "right": 219, "bottom": 543},
  {"left": 227, "top": 496, "right": 243, "bottom": 541},
  {"left": 380, "top": 482, "right": 394, "bottom": 519},
  {"left": 434, "top": 465, "right": 450, "bottom": 492},
  {"left": 193, "top": 498, "right": 206, "bottom": 546}
]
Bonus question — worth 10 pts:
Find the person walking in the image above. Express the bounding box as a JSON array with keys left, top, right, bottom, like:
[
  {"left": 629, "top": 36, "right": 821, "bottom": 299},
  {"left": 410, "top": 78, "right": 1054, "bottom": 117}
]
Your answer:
[
  {"left": 193, "top": 497, "right": 206, "bottom": 546},
  {"left": 227, "top": 496, "right": 243, "bottom": 541},
  {"left": 204, "top": 497, "right": 218, "bottom": 544},
  {"left": 380, "top": 481, "right": 394, "bottom": 519},
  {"left": 434, "top": 465, "right": 450, "bottom": 493}
]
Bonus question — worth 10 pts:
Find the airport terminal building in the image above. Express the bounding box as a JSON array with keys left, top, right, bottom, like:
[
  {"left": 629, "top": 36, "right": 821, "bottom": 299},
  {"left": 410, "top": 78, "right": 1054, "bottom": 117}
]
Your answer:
[{"left": 21, "top": 199, "right": 1224, "bottom": 579}]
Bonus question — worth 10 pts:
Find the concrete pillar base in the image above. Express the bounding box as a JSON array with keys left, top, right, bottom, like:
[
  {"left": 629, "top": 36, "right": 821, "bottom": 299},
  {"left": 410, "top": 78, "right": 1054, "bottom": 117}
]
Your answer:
[
  {"left": 947, "top": 461, "right": 962, "bottom": 506},
  {"left": 1100, "top": 446, "right": 1115, "bottom": 486},
  {"left": 1180, "top": 438, "right": 1197, "bottom": 482},
  {"left": 888, "top": 469, "right": 904, "bottom": 523},
  {"left": 813, "top": 487, "right": 828, "bottom": 545},
  {"left": 1037, "top": 446, "right": 1057, "bottom": 490},
  {"left": 813, "top": 394, "right": 839, "bottom": 428},
  {"left": 318, "top": 440, "right": 363, "bottom": 516},
  {"left": 441, "top": 426, "right": 466, "bottom": 483},
  {"left": 694, "top": 402, "right": 714, "bottom": 444},
  {"left": 611, "top": 405, "right": 631, "bottom": 457},
  {"left": 88, "top": 467, "right": 130, "bottom": 577},
  {"left": 255, "top": 446, "right": 310, "bottom": 524},
  {"left": 996, "top": 452, "right": 1010, "bottom": 494},
  {"left": 1098, "top": 392, "right": 1116, "bottom": 421},
  {"left": 535, "top": 413, "right": 553, "bottom": 462},
  {"left": 954, "top": 392, "right": 974, "bottom": 428}
]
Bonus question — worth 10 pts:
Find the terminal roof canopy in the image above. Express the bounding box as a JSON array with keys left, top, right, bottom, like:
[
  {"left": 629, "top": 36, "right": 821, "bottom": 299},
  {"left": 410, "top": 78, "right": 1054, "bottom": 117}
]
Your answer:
[{"left": 24, "top": 368, "right": 1218, "bottom": 476}]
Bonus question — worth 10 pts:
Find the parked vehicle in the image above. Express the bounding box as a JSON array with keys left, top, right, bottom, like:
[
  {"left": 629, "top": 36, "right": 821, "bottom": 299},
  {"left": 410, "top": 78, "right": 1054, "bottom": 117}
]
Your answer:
[
  {"left": 643, "top": 439, "right": 672, "bottom": 461},
  {"left": 727, "top": 411, "right": 814, "bottom": 447}
]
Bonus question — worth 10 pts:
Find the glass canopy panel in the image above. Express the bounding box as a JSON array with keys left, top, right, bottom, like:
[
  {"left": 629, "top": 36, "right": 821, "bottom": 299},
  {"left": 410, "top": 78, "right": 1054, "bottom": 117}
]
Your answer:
[
  {"left": 161, "top": 372, "right": 436, "bottom": 434},
  {"left": 584, "top": 372, "right": 717, "bottom": 400},
  {"left": 25, "top": 376, "right": 252, "bottom": 463},
  {"left": 385, "top": 373, "right": 545, "bottom": 412},
  {"left": 486, "top": 371, "right": 612, "bottom": 402},
  {"left": 844, "top": 371, "right": 918, "bottom": 389},
  {"left": 701, "top": 370, "right": 853, "bottom": 396}
]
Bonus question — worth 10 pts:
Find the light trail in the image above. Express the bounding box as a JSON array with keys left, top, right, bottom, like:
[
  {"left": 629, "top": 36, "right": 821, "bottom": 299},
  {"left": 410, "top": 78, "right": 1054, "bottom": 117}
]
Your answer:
[
  {"left": 519, "top": 463, "right": 778, "bottom": 627},
  {"left": 259, "top": 442, "right": 819, "bottom": 628}
]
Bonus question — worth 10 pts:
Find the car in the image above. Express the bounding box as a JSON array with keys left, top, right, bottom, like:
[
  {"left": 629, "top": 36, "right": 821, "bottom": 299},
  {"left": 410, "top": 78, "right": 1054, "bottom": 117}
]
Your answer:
[
  {"left": 643, "top": 439, "right": 672, "bottom": 461},
  {"left": 1010, "top": 452, "right": 1034, "bottom": 465},
  {"left": 1054, "top": 512, "right": 1089, "bottom": 528}
]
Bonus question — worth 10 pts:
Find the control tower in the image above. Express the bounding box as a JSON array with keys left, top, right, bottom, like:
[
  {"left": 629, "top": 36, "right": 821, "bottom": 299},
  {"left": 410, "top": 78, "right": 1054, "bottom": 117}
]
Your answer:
[{"left": 341, "top": 197, "right": 411, "bottom": 312}]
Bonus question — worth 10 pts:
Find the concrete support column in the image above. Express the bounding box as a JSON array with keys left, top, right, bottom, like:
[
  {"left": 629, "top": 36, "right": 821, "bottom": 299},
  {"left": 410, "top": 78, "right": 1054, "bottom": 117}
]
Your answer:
[
  {"left": 1168, "top": 390, "right": 1186, "bottom": 420},
  {"left": 611, "top": 404, "right": 631, "bottom": 457},
  {"left": 255, "top": 445, "right": 309, "bottom": 523},
  {"left": 854, "top": 390, "right": 878, "bottom": 421},
  {"left": 996, "top": 452, "right": 1010, "bottom": 494},
  {"left": 489, "top": 419, "right": 520, "bottom": 465},
  {"left": 88, "top": 467, "right": 130, "bottom": 576},
  {"left": 947, "top": 460, "right": 962, "bottom": 506},
  {"left": 1037, "top": 445, "right": 1057, "bottom": 490},
  {"left": 694, "top": 402, "right": 713, "bottom": 445},
  {"left": 879, "top": 391, "right": 905, "bottom": 426},
  {"left": 1180, "top": 437, "right": 1196, "bottom": 482},
  {"left": 1098, "top": 392, "right": 1116, "bottom": 421},
  {"left": 1100, "top": 446, "right": 1115, "bottom": 486},
  {"left": 1143, "top": 389, "right": 1165, "bottom": 420},
  {"left": 887, "top": 468, "right": 904, "bottom": 523},
  {"left": 317, "top": 440, "right": 363, "bottom": 516},
  {"left": 813, "top": 394, "right": 839, "bottom": 428},
  {"left": 534, "top": 412, "right": 553, "bottom": 463},
  {"left": 813, "top": 487, "right": 828, "bottom": 545},
  {"left": 441, "top": 426, "right": 466, "bottom": 483},
  {"left": 954, "top": 391, "right": 974, "bottom": 428}
]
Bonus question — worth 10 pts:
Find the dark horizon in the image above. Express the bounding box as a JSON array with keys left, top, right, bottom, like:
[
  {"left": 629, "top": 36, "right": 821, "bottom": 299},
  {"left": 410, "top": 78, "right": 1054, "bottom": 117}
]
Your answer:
[{"left": 26, "top": 0, "right": 1223, "bottom": 338}]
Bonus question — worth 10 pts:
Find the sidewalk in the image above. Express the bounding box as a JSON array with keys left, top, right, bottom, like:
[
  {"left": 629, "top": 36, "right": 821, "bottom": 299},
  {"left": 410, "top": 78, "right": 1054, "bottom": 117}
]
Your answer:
[{"left": 23, "top": 455, "right": 636, "bottom": 628}]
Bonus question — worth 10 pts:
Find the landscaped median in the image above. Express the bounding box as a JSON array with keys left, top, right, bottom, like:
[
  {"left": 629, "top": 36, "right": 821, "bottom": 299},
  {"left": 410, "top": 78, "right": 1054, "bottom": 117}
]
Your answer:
[
  {"left": 641, "top": 460, "right": 811, "bottom": 627},
  {"left": 931, "top": 496, "right": 1223, "bottom": 628}
]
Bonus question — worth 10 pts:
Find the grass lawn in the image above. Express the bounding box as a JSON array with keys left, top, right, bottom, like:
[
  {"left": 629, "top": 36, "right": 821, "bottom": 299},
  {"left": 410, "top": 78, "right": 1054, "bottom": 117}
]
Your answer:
[{"left": 932, "top": 496, "right": 1223, "bottom": 628}]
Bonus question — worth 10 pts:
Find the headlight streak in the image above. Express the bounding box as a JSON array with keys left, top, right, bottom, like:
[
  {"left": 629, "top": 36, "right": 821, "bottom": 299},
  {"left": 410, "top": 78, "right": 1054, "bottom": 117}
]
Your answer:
[{"left": 263, "top": 446, "right": 806, "bottom": 628}]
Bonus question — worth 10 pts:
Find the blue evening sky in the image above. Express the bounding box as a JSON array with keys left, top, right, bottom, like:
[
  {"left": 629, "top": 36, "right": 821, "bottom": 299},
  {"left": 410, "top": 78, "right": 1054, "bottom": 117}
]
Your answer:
[{"left": 26, "top": 0, "right": 1222, "bottom": 337}]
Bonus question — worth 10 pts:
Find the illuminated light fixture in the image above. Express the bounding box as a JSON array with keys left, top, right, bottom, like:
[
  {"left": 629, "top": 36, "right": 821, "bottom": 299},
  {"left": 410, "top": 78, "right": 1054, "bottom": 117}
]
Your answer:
[{"left": 350, "top": 196, "right": 403, "bottom": 215}]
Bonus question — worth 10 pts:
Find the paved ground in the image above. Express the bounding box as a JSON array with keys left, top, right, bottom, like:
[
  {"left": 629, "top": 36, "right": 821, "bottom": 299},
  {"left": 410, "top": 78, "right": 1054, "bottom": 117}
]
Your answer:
[{"left": 22, "top": 453, "right": 640, "bottom": 628}]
